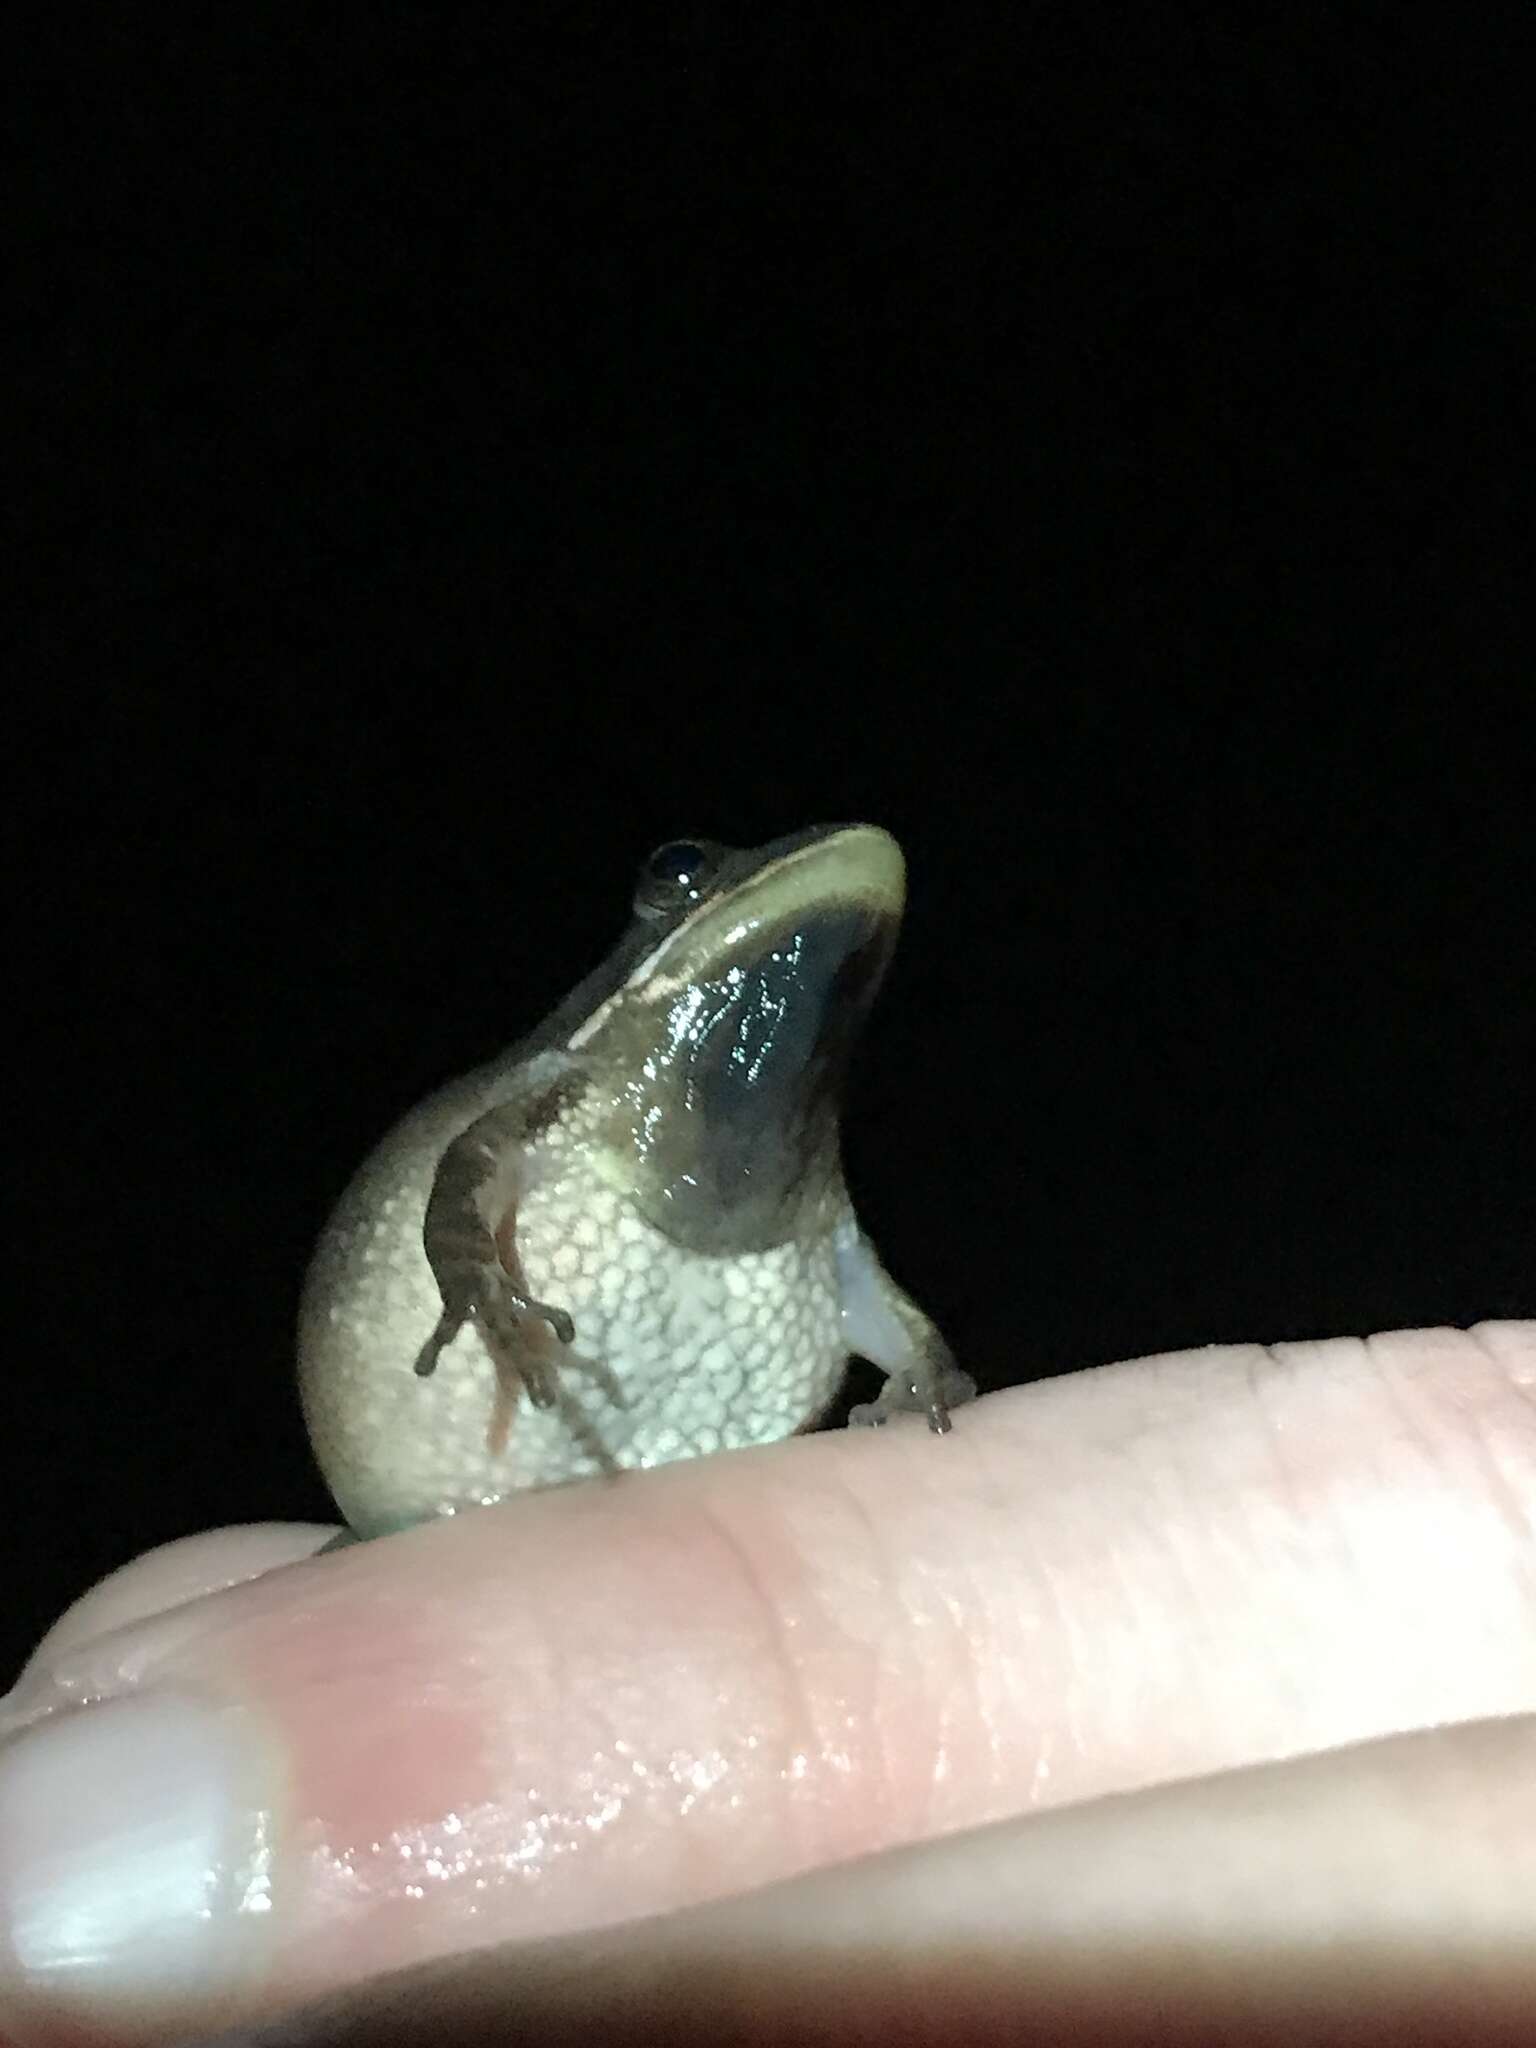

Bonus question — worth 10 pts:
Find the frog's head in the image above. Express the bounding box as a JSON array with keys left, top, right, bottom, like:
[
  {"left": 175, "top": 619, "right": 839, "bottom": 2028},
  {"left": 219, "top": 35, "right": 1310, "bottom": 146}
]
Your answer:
[{"left": 569, "top": 825, "right": 907, "bottom": 1249}]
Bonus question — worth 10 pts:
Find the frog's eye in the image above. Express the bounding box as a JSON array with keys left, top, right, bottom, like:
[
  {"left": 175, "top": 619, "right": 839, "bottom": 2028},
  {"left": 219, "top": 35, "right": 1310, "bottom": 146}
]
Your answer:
[
  {"left": 645, "top": 839, "right": 707, "bottom": 887},
  {"left": 634, "top": 838, "right": 717, "bottom": 914}
]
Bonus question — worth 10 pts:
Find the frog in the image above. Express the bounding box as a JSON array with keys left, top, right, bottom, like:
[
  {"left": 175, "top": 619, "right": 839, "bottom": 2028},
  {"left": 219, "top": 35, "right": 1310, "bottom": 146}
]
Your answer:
[{"left": 298, "top": 824, "right": 974, "bottom": 1538}]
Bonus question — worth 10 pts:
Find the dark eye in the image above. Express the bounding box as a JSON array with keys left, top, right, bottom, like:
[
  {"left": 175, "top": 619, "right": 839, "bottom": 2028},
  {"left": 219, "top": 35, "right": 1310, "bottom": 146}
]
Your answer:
[
  {"left": 645, "top": 840, "right": 707, "bottom": 887},
  {"left": 634, "top": 837, "right": 718, "bottom": 914}
]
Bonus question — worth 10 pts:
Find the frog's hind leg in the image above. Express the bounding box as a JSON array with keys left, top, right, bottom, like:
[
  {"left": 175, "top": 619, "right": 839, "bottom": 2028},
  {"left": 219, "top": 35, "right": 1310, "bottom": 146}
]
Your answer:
[{"left": 416, "top": 1077, "right": 628, "bottom": 1466}]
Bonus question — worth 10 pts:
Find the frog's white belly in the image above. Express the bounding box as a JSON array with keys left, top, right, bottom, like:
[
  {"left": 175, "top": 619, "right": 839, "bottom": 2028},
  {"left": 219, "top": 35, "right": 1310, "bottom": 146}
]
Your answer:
[{"left": 299, "top": 1109, "right": 849, "bottom": 1537}]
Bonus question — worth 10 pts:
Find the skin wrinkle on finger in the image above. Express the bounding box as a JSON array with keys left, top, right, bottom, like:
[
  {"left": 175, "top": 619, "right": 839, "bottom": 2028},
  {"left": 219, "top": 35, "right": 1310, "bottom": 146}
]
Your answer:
[
  {"left": 769, "top": 1459, "right": 897, "bottom": 1819},
  {"left": 1104, "top": 1359, "right": 1288, "bottom": 1721},
  {"left": 1470, "top": 1324, "right": 1536, "bottom": 1553},
  {"left": 681, "top": 1477, "right": 842, "bottom": 1862},
  {"left": 4, "top": 1323, "right": 1536, "bottom": 2042},
  {"left": 967, "top": 1348, "right": 1314, "bottom": 1778},
  {"left": 759, "top": 1445, "right": 988, "bottom": 1842},
  {"left": 1152, "top": 1327, "right": 1536, "bottom": 1752},
  {"left": 1417, "top": 1324, "right": 1536, "bottom": 1552},
  {"left": 1426, "top": 1328, "right": 1536, "bottom": 1530},
  {"left": 1478, "top": 1319, "right": 1536, "bottom": 1390},
  {"left": 1223, "top": 1337, "right": 1408, "bottom": 1736},
  {"left": 1241, "top": 1338, "right": 1348, "bottom": 1527},
  {"left": 1334, "top": 1331, "right": 1536, "bottom": 1673},
  {"left": 891, "top": 1510, "right": 997, "bottom": 1807},
  {"left": 1357, "top": 1327, "right": 1513, "bottom": 1522}
]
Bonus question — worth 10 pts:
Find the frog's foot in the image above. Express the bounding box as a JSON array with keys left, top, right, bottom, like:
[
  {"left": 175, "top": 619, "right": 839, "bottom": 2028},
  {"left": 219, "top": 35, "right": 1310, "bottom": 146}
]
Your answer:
[
  {"left": 835, "top": 1230, "right": 973, "bottom": 1438},
  {"left": 413, "top": 1262, "right": 576, "bottom": 1399},
  {"left": 482, "top": 1328, "right": 628, "bottom": 1456},
  {"left": 418, "top": 1266, "right": 628, "bottom": 1454},
  {"left": 848, "top": 1345, "right": 978, "bottom": 1435},
  {"left": 489, "top": 1359, "right": 629, "bottom": 1472}
]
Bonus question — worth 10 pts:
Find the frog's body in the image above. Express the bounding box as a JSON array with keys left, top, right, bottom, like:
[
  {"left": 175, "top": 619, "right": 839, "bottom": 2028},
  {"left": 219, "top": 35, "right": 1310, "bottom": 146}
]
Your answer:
[{"left": 299, "top": 826, "right": 972, "bottom": 1538}]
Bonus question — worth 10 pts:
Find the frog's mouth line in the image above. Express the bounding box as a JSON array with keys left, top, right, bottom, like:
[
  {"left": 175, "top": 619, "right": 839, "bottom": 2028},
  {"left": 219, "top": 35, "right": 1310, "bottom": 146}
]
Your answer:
[
  {"left": 566, "top": 823, "right": 905, "bottom": 1056},
  {"left": 623, "top": 825, "right": 902, "bottom": 1004}
]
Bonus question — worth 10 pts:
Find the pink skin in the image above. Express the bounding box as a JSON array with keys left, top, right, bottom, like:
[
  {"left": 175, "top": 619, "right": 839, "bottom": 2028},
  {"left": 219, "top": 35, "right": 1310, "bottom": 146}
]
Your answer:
[{"left": 3, "top": 1322, "right": 1535, "bottom": 2045}]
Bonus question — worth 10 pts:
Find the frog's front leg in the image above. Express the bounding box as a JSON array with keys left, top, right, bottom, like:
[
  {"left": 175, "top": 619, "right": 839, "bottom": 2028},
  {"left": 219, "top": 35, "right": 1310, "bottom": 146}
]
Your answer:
[
  {"left": 835, "top": 1227, "right": 977, "bottom": 1433},
  {"left": 415, "top": 1079, "right": 623, "bottom": 1450}
]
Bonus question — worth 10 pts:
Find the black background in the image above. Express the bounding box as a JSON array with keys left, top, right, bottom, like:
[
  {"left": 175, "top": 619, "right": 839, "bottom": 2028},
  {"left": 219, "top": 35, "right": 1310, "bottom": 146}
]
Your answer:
[{"left": 12, "top": 9, "right": 1531, "bottom": 1687}]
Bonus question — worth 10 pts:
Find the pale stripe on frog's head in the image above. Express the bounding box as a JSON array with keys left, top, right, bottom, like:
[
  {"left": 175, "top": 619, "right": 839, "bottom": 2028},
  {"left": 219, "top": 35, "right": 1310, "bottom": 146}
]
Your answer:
[{"left": 568, "top": 823, "right": 905, "bottom": 1049}]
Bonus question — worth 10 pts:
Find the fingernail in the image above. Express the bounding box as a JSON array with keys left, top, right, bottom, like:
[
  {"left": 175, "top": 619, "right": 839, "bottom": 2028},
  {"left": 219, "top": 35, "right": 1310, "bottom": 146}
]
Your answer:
[{"left": 0, "top": 1690, "right": 277, "bottom": 2026}]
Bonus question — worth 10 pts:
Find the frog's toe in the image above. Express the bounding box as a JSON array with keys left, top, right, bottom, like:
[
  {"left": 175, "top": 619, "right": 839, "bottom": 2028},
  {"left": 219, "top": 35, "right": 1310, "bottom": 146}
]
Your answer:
[
  {"left": 847, "top": 1396, "right": 893, "bottom": 1429},
  {"left": 848, "top": 1358, "right": 977, "bottom": 1434}
]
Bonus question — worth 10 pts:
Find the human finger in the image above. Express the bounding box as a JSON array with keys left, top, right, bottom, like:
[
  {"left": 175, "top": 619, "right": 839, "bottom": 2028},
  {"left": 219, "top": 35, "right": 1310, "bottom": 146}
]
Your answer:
[{"left": 1, "top": 1322, "right": 1531, "bottom": 2044}]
